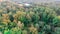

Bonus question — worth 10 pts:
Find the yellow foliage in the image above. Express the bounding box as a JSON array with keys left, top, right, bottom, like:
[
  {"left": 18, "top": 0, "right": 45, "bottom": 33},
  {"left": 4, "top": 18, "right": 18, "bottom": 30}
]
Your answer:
[
  {"left": 13, "top": 19, "right": 18, "bottom": 23},
  {"left": 16, "top": 11, "right": 26, "bottom": 16},
  {"left": 13, "top": 14, "right": 18, "bottom": 19},
  {"left": 2, "top": 14, "right": 10, "bottom": 24},
  {"left": 22, "top": 30, "right": 27, "bottom": 34},
  {"left": 0, "top": 10, "right": 3, "bottom": 13},
  {"left": 29, "top": 11, "right": 35, "bottom": 16},
  {"left": 2, "top": 14, "right": 9, "bottom": 19},
  {"left": 29, "top": 24, "right": 38, "bottom": 34},
  {"left": 11, "top": 27, "right": 19, "bottom": 31},
  {"left": 57, "top": 16, "right": 60, "bottom": 19},
  {"left": 2, "top": 22, "right": 8, "bottom": 25},
  {"left": 30, "top": 11, "right": 34, "bottom": 13},
  {"left": 17, "top": 21, "right": 24, "bottom": 29},
  {"left": 2, "top": 14, "right": 9, "bottom": 17},
  {"left": 26, "top": 14, "right": 31, "bottom": 20},
  {"left": 2, "top": 19, "right": 10, "bottom": 23}
]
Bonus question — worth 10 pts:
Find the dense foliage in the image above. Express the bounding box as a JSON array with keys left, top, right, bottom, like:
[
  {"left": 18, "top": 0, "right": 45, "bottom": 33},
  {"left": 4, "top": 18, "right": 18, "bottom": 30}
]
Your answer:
[{"left": 0, "top": 1, "right": 60, "bottom": 34}]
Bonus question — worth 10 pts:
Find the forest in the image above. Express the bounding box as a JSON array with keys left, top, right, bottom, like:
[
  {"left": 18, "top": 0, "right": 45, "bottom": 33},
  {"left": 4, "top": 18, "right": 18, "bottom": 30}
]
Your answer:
[{"left": 0, "top": 1, "right": 60, "bottom": 34}]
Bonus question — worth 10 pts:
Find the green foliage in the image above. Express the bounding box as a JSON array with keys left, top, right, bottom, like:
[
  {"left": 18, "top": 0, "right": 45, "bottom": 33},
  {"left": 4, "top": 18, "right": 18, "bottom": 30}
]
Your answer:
[
  {"left": 54, "top": 27, "right": 60, "bottom": 34},
  {"left": 8, "top": 22, "right": 17, "bottom": 29},
  {"left": 31, "top": 13, "right": 40, "bottom": 24},
  {"left": 11, "top": 28, "right": 22, "bottom": 34},
  {"left": 18, "top": 16, "right": 27, "bottom": 26},
  {"left": 53, "top": 16, "right": 60, "bottom": 27},
  {"left": 40, "top": 7, "right": 56, "bottom": 24},
  {"left": 22, "top": 30, "right": 27, "bottom": 34},
  {"left": 4, "top": 29, "right": 12, "bottom": 34},
  {"left": 0, "top": 2, "right": 60, "bottom": 34},
  {"left": 4, "top": 27, "right": 22, "bottom": 34}
]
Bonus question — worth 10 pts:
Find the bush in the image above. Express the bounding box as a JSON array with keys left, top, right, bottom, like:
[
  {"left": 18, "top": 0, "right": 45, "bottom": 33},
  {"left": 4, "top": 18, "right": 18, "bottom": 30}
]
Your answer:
[{"left": 53, "top": 16, "right": 60, "bottom": 27}]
